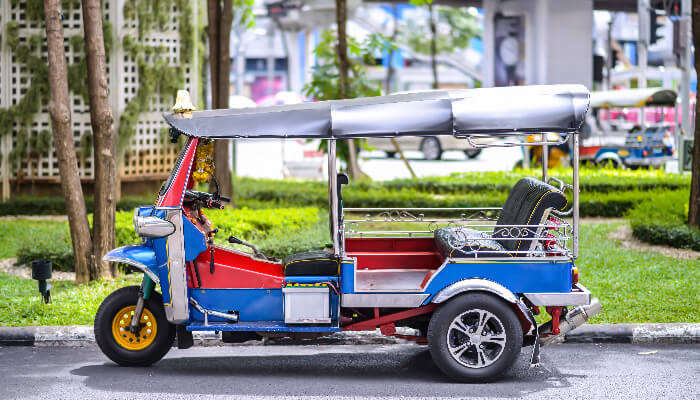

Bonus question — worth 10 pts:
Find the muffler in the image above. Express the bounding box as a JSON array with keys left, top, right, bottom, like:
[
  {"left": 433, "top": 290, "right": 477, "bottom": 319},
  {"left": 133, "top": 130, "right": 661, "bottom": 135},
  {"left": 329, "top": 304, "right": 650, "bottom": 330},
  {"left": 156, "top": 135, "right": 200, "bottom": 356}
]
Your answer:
[{"left": 539, "top": 298, "right": 602, "bottom": 345}]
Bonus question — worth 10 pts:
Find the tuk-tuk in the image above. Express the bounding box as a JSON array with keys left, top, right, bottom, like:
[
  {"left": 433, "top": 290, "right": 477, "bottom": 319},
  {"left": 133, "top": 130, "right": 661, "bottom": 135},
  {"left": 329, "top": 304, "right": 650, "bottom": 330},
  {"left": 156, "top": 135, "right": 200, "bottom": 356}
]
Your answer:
[
  {"left": 581, "top": 88, "right": 677, "bottom": 168},
  {"left": 518, "top": 88, "right": 677, "bottom": 169},
  {"left": 95, "top": 85, "right": 600, "bottom": 382}
]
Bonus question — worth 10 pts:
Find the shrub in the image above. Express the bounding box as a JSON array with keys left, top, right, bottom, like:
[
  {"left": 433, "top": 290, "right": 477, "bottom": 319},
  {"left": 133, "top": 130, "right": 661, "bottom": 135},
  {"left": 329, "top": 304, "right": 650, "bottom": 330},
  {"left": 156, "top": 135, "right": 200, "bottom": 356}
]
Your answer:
[
  {"left": 627, "top": 190, "right": 700, "bottom": 251},
  {"left": 0, "top": 196, "right": 154, "bottom": 216},
  {"left": 14, "top": 207, "right": 325, "bottom": 271},
  {"left": 15, "top": 224, "right": 74, "bottom": 272}
]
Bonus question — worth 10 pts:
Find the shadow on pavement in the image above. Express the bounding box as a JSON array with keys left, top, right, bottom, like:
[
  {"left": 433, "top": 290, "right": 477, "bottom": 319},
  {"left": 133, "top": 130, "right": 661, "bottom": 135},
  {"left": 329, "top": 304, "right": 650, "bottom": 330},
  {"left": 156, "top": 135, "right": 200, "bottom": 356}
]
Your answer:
[{"left": 69, "top": 347, "right": 580, "bottom": 398}]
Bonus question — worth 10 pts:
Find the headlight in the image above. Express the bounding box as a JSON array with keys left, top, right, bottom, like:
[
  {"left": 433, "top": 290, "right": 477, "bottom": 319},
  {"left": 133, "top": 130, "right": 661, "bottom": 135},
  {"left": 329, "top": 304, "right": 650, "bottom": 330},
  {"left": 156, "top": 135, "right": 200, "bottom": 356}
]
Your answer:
[{"left": 135, "top": 215, "right": 175, "bottom": 238}]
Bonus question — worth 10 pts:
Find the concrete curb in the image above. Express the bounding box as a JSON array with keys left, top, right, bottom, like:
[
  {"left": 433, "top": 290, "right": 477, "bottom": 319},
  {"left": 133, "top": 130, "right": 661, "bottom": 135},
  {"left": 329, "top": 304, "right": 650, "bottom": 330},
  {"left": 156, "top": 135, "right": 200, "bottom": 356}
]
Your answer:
[{"left": 1, "top": 324, "right": 699, "bottom": 347}]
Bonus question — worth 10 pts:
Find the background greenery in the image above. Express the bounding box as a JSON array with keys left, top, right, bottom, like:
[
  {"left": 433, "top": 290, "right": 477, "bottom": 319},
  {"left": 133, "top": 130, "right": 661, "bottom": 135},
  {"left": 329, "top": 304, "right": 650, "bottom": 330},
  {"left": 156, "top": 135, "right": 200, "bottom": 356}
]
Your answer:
[{"left": 626, "top": 190, "right": 700, "bottom": 250}]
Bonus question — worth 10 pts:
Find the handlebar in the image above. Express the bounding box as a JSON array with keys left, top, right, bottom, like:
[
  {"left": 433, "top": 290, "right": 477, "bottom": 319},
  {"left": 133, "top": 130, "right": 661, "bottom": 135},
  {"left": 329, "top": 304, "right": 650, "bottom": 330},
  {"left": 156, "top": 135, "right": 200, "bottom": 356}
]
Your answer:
[{"left": 184, "top": 190, "right": 225, "bottom": 209}]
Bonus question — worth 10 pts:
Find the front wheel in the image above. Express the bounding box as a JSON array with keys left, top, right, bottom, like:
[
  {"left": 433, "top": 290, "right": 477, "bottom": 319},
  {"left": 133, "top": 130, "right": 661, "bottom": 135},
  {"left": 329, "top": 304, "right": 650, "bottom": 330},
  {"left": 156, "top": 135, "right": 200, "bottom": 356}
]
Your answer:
[
  {"left": 428, "top": 293, "right": 523, "bottom": 382},
  {"left": 94, "top": 286, "right": 175, "bottom": 366}
]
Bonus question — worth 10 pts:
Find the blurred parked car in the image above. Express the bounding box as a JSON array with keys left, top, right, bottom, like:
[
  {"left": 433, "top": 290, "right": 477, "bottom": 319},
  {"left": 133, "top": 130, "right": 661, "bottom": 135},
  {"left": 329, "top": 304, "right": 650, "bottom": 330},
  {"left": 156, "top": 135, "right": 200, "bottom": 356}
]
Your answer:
[{"left": 366, "top": 136, "right": 483, "bottom": 160}]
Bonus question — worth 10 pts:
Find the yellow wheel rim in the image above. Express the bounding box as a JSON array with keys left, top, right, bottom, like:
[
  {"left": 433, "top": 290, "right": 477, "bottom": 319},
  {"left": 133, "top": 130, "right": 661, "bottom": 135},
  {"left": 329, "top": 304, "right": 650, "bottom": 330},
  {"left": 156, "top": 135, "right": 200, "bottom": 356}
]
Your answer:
[{"left": 111, "top": 305, "right": 158, "bottom": 351}]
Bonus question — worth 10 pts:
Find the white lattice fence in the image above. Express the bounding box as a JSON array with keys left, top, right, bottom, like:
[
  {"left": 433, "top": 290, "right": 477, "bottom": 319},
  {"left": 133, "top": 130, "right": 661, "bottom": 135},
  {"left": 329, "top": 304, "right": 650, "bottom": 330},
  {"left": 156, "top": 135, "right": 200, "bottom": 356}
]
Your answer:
[{"left": 0, "top": 0, "right": 198, "bottom": 196}]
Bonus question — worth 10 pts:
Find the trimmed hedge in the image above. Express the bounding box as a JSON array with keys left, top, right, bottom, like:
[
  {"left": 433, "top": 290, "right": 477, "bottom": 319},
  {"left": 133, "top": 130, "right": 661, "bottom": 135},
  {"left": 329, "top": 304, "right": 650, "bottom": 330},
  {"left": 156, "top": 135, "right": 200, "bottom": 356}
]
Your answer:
[
  {"left": 0, "top": 168, "right": 690, "bottom": 216},
  {"left": 237, "top": 168, "right": 690, "bottom": 197},
  {"left": 627, "top": 190, "right": 700, "bottom": 251},
  {"left": 238, "top": 179, "right": 684, "bottom": 218},
  {"left": 15, "top": 207, "right": 326, "bottom": 271},
  {"left": 0, "top": 196, "right": 154, "bottom": 216}
]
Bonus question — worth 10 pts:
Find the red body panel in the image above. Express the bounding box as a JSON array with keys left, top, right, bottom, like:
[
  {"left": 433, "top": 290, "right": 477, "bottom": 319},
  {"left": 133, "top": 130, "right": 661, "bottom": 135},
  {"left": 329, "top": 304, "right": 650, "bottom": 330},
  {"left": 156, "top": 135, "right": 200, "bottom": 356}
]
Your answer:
[
  {"left": 156, "top": 137, "right": 198, "bottom": 208},
  {"left": 345, "top": 237, "right": 442, "bottom": 270},
  {"left": 189, "top": 246, "right": 284, "bottom": 289}
]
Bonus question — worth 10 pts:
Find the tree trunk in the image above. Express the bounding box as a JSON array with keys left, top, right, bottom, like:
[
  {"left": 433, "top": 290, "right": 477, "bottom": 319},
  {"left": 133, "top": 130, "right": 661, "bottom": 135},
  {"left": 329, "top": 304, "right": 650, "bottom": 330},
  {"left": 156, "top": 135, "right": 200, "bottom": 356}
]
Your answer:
[
  {"left": 208, "top": 0, "right": 233, "bottom": 200},
  {"left": 207, "top": 0, "right": 221, "bottom": 107},
  {"left": 429, "top": 2, "right": 438, "bottom": 89},
  {"left": 45, "top": 0, "right": 94, "bottom": 284},
  {"left": 384, "top": 5, "right": 415, "bottom": 178},
  {"left": 82, "top": 0, "right": 117, "bottom": 280},
  {"left": 385, "top": 4, "right": 397, "bottom": 95},
  {"left": 335, "top": 0, "right": 363, "bottom": 178},
  {"left": 335, "top": 0, "right": 350, "bottom": 99},
  {"left": 689, "top": 1, "right": 700, "bottom": 227}
]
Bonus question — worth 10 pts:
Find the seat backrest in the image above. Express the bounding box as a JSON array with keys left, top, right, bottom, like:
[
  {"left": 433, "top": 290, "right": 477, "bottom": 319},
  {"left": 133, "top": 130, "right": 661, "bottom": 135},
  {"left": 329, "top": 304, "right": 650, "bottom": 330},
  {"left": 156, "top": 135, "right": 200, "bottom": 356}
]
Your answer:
[{"left": 493, "top": 177, "right": 567, "bottom": 253}]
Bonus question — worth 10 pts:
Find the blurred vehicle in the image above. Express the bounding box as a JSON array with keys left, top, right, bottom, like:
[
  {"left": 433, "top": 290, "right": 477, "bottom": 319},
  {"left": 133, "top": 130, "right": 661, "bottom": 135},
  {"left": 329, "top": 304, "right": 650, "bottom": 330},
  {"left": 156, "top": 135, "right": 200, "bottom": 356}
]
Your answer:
[
  {"left": 517, "top": 88, "right": 677, "bottom": 169},
  {"left": 581, "top": 88, "right": 677, "bottom": 169},
  {"left": 366, "top": 136, "right": 483, "bottom": 160}
]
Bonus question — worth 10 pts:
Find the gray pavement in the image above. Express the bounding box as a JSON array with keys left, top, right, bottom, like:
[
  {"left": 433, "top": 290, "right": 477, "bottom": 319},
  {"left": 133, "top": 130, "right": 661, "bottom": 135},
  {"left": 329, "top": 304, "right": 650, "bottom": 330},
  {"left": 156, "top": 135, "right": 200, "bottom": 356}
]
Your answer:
[{"left": 0, "top": 343, "right": 698, "bottom": 399}]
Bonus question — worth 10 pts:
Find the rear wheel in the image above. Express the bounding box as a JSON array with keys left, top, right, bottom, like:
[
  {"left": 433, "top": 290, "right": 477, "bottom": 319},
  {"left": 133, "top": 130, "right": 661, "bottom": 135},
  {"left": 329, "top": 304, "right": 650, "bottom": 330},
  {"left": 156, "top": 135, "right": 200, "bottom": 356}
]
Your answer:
[
  {"left": 420, "top": 138, "right": 442, "bottom": 160},
  {"left": 428, "top": 293, "right": 523, "bottom": 382},
  {"left": 94, "top": 286, "right": 175, "bottom": 366}
]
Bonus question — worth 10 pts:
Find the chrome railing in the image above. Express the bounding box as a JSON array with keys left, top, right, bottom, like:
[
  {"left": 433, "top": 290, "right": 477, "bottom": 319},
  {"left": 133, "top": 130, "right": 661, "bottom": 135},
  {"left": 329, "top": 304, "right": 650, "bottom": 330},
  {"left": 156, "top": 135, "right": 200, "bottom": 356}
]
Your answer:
[{"left": 343, "top": 207, "right": 572, "bottom": 258}]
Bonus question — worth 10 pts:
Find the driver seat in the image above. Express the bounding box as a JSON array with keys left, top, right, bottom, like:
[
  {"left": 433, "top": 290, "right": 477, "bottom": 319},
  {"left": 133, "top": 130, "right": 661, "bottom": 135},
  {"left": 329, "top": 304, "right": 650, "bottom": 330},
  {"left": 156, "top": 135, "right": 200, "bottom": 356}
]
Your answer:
[{"left": 283, "top": 250, "right": 340, "bottom": 276}]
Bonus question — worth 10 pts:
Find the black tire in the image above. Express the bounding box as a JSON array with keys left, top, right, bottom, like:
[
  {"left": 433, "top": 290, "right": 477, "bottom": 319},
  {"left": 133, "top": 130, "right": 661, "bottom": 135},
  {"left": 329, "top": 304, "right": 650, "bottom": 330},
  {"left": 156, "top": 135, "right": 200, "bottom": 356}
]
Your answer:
[
  {"left": 420, "top": 137, "right": 442, "bottom": 160},
  {"left": 464, "top": 149, "right": 482, "bottom": 159},
  {"left": 94, "top": 286, "right": 175, "bottom": 367},
  {"left": 427, "top": 293, "right": 523, "bottom": 382},
  {"left": 385, "top": 151, "right": 396, "bottom": 158}
]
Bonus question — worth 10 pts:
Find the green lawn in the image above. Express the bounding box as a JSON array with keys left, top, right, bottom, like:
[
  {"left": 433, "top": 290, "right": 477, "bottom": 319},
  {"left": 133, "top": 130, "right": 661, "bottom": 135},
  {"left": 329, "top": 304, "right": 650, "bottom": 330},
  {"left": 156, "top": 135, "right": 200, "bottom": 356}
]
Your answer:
[
  {"left": 0, "top": 273, "right": 141, "bottom": 326},
  {"left": 0, "top": 219, "right": 68, "bottom": 259},
  {"left": 0, "top": 220, "right": 697, "bottom": 326},
  {"left": 577, "top": 222, "right": 699, "bottom": 323}
]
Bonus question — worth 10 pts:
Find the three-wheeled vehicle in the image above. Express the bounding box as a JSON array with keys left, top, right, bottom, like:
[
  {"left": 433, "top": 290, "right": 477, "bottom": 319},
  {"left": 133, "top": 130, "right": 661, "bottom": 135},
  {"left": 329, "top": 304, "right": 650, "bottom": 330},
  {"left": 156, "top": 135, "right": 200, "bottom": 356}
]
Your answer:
[
  {"left": 518, "top": 88, "right": 677, "bottom": 169},
  {"left": 581, "top": 88, "right": 677, "bottom": 169},
  {"left": 95, "top": 85, "right": 600, "bottom": 382}
]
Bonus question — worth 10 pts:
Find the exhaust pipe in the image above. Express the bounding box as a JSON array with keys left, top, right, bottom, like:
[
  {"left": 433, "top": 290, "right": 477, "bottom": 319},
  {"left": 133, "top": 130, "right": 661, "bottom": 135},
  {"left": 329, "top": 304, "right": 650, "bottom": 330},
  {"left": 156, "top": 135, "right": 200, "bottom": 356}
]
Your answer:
[{"left": 539, "top": 298, "right": 602, "bottom": 345}]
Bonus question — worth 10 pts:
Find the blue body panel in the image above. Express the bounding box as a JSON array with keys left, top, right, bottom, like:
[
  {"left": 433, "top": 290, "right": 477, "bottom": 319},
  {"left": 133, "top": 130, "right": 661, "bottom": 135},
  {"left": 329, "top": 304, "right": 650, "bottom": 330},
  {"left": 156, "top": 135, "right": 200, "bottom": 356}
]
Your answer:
[
  {"left": 104, "top": 245, "right": 160, "bottom": 274},
  {"left": 341, "top": 258, "right": 573, "bottom": 297},
  {"left": 189, "top": 288, "right": 284, "bottom": 322},
  {"left": 423, "top": 259, "right": 573, "bottom": 301},
  {"left": 182, "top": 216, "right": 207, "bottom": 261},
  {"left": 340, "top": 261, "right": 355, "bottom": 293}
]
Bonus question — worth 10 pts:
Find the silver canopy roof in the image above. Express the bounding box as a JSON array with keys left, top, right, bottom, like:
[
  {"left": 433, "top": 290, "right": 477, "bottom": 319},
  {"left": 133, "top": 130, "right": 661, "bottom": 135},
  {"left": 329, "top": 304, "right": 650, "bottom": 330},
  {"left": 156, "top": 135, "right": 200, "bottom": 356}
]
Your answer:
[{"left": 164, "top": 84, "right": 590, "bottom": 139}]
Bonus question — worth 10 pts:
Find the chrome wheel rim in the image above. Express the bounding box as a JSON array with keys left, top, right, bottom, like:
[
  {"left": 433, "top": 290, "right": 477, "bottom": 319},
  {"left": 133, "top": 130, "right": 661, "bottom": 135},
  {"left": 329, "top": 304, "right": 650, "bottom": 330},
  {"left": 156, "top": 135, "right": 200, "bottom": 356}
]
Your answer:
[
  {"left": 446, "top": 308, "right": 507, "bottom": 369},
  {"left": 422, "top": 139, "right": 440, "bottom": 160}
]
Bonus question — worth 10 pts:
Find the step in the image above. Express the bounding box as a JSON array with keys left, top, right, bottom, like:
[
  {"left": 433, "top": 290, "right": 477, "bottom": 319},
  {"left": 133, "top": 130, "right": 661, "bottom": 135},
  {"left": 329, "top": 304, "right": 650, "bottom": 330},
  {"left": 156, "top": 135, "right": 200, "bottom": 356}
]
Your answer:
[{"left": 186, "top": 321, "right": 341, "bottom": 333}]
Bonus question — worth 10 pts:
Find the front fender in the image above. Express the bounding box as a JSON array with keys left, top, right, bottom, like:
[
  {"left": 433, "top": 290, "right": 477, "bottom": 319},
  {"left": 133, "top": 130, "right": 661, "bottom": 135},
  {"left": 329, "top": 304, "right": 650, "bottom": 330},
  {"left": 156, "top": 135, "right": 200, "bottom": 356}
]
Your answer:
[{"left": 103, "top": 245, "right": 161, "bottom": 285}]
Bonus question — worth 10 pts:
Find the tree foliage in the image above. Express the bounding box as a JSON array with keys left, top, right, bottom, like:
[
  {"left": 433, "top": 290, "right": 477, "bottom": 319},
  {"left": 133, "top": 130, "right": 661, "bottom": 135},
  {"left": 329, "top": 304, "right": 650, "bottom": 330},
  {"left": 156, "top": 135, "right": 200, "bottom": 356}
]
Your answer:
[
  {"left": 402, "top": 5, "right": 481, "bottom": 56},
  {"left": 303, "top": 30, "right": 393, "bottom": 162},
  {"left": 304, "top": 30, "right": 392, "bottom": 101}
]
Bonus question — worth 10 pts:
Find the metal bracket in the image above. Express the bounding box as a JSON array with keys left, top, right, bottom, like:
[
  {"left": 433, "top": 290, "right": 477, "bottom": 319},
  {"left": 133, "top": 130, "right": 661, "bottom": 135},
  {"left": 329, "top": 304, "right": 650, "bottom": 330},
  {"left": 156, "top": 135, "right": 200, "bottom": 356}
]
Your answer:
[{"left": 189, "top": 297, "right": 239, "bottom": 326}]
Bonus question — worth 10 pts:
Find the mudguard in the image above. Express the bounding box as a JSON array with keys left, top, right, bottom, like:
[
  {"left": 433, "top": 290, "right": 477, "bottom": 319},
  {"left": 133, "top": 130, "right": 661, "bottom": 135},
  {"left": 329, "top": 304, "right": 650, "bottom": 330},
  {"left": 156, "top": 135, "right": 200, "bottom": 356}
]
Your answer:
[{"left": 103, "top": 245, "right": 161, "bottom": 285}]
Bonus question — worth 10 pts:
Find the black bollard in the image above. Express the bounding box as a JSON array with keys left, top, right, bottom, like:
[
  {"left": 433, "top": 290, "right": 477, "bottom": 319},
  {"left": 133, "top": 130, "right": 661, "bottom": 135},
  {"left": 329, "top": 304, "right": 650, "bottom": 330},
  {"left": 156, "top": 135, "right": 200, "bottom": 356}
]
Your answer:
[{"left": 31, "top": 260, "right": 52, "bottom": 304}]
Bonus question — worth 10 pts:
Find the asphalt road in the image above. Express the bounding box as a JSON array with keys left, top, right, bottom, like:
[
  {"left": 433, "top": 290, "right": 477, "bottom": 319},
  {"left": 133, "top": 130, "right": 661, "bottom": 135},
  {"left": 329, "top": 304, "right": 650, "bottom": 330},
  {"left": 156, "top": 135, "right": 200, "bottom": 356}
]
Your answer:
[{"left": 0, "top": 343, "right": 698, "bottom": 400}]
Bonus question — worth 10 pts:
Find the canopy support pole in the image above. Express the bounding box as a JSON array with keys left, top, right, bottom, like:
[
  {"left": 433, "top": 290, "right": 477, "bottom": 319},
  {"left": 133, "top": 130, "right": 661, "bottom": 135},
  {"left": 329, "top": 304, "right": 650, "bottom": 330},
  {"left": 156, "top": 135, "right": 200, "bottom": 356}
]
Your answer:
[
  {"left": 328, "top": 140, "right": 341, "bottom": 256},
  {"left": 542, "top": 141, "right": 548, "bottom": 182},
  {"left": 572, "top": 133, "right": 580, "bottom": 259}
]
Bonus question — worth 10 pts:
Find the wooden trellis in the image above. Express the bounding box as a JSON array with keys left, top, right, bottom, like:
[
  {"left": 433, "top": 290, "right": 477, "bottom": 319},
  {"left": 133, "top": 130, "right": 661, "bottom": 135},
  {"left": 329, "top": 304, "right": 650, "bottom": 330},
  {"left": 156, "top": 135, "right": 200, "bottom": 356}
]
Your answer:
[{"left": 0, "top": 0, "right": 199, "bottom": 199}]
